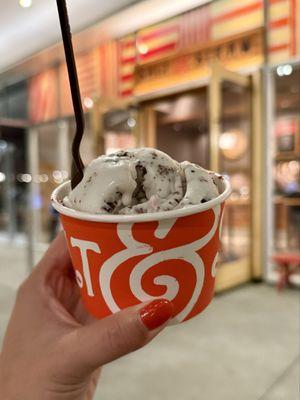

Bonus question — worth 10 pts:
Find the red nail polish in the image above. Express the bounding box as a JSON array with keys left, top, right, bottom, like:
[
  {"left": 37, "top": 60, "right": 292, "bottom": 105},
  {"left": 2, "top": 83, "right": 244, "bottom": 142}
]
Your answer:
[{"left": 140, "top": 299, "right": 173, "bottom": 331}]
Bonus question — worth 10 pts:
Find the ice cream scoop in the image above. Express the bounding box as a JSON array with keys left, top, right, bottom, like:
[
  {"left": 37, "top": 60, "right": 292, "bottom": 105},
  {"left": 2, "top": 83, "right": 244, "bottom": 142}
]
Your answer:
[{"left": 64, "top": 148, "right": 220, "bottom": 215}]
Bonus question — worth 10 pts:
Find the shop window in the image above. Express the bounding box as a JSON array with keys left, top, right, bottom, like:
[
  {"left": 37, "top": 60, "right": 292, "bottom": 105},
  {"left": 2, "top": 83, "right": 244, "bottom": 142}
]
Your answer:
[{"left": 273, "top": 64, "right": 300, "bottom": 252}]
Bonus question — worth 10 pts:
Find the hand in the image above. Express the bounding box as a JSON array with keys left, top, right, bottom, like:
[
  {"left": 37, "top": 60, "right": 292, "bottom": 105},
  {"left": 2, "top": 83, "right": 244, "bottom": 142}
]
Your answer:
[{"left": 0, "top": 232, "right": 173, "bottom": 400}]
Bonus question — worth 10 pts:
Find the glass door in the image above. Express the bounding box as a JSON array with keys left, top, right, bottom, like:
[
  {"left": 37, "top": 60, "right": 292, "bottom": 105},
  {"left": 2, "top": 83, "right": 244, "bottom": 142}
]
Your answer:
[
  {"left": 137, "top": 87, "right": 210, "bottom": 172},
  {"left": 209, "top": 64, "right": 256, "bottom": 291},
  {"left": 137, "top": 64, "right": 262, "bottom": 292}
]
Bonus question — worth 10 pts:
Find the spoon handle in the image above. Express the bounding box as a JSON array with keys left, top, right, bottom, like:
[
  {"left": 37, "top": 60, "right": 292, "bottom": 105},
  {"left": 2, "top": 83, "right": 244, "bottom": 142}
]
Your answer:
[{"left": 56, "top": 0, "right": 85, "bottom": 189}]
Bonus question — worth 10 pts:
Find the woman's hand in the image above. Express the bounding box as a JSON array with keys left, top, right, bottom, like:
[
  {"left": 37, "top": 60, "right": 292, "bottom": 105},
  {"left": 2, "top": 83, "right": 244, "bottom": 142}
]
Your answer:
[{"left": 0, "top": 232, "right": 173, "bottom": 400}]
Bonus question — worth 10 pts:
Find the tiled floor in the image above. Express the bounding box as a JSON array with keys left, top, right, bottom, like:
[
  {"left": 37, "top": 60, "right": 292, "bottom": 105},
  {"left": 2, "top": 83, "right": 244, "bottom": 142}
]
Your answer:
[{"left": 1, "top": 243, "right": 299, "bottom": 400}]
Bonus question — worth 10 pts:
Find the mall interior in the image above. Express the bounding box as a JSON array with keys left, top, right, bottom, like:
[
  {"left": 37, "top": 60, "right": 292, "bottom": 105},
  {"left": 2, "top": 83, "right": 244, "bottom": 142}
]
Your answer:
[{"left": 0, "top": 0, "right": 299, "bottom": 399}]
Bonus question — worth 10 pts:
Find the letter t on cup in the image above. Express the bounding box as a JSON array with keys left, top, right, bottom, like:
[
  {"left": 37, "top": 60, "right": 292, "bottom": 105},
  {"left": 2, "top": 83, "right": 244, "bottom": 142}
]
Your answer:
[{"left": 70, "top": 238, "right": 101, "bottom": 297}]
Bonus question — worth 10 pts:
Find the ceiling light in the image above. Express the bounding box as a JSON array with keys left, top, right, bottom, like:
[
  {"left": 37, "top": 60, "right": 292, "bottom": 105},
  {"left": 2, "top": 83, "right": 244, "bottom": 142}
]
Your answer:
[
  {"left": 127, "top": 117, "right": 136, "bottom": 128},
  {"left": 19, "top": 0, "right": 32, "bottom": 8},
  {"left": 83, "top": 97, "right": 94, "bottom": 109},
  {"left": 276, "top": 66, "right": 284, "bottom": 76},
  {"left": 219, "top": 132, "right": 237, "bottom": 150},
  {"left": 0, "top": 172, "right": 5, "bottom": 183},
  {"left": 282, "top": 64, "right": 292, "bottom": 75},
  {"left": 138, "top": 43, "right": 148, "bottom": 55},
  {"left": 276, "top": 64, "right": 293, "bottom": 77},
  {"left": 21, "top": 173, "right": 32, "bottom": 183}
]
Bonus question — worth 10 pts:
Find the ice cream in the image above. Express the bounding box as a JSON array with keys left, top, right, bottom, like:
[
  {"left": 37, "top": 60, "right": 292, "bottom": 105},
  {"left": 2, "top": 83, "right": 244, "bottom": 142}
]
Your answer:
[{"left": 63, "top": 148, "right": 220, "bottom": 215}]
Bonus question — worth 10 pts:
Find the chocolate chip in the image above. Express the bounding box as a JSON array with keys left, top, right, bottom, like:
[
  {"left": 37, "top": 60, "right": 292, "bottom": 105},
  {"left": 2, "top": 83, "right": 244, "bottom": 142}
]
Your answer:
[
  {"left": 115, "top": 150, "right": 130, "bottom": 157},
  {"left": 103, "top": 201, "right": 115, "bottom": 213},
  {"left": 157, "top": 164, "right": 173, "bottom": 176}
]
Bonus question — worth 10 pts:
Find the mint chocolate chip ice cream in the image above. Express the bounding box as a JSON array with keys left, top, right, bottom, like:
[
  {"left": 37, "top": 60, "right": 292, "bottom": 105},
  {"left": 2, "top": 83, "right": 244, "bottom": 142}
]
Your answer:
[{"left": 63, "top": 148, "right": 220, "bottom": 215}]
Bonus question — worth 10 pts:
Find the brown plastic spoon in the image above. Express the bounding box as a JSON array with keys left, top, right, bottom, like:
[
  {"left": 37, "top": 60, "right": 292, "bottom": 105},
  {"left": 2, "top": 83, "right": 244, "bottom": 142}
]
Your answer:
[{"left": 56, "top": 0, "right": 85, "bottom": 189}]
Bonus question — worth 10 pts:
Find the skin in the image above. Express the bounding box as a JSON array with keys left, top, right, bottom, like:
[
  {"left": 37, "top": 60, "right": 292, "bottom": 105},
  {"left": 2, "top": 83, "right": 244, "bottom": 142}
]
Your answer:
[{"left": 0, "top": 233, "right": 169, "bottom": 400}]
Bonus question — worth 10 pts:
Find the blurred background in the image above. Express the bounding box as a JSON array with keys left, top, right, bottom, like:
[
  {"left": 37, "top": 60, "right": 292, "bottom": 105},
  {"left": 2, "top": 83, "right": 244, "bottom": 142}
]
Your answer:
[{"left": 0, "top": 0, "right": 299, "bottom": 399}]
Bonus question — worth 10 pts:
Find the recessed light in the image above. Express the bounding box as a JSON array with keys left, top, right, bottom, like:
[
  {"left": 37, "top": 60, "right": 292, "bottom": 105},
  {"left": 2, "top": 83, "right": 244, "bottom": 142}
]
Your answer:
[{"left": 19, "top": 0, "right": 32, "bottom": 8}]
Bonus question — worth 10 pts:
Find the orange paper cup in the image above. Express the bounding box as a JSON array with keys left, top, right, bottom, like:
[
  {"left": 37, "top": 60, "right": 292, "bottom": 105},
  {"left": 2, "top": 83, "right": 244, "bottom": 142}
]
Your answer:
[{"left": 52, "top": 177, "right": 230, "bottom": 324}]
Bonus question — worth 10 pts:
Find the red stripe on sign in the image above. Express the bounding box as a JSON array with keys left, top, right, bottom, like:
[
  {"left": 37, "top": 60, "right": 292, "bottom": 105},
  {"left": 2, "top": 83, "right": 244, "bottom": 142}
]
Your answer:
[
  {"left": 212, "top": 1, "right": 262, "bottom": 23},
  {"left": 269, "top": 17, "right": 289, "bottom": 29},
  {"left": 121, "top": 89, "right": 133, "bottom": 97},
  {"left": 269, "top": 43, "right": 289, "bottom": 52},
  {"left": 290, "top": 0, "right": 296, "bottom": 55},
  {"left": 179, "top": 6, "right": 211, "bottom": 49},
  {"left": 121, "top": 56, "right": 136, "bottom": 64},
  {"left": 139, "top": 42, "right": 176, "bottom": 61},
  {"left": 121, "top": 73, "right": 134, "bottom": 82},
  {"left": 122, "top": 40, "right": 136, "bottom": 50},
  {"left": 139, "top": 24, "right": 178, "bottom": 43}
]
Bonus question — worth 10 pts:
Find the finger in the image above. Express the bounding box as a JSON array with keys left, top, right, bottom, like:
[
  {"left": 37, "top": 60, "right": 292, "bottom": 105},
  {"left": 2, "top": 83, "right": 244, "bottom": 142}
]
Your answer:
[
  {"left": 66, "top": 299, "right": 173, "bottom": 376},
  {"left": 32, "top": 232, "right": 72, "bottom": 278},
  {"left": 86, "top": 368, "right": 101, "bottom": 399}
]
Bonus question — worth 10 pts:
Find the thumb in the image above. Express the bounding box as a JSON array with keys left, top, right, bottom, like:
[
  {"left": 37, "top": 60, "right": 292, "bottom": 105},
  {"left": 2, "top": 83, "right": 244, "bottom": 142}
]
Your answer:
[{"left": 67, "top": 299, "right": 173, "bottom": 376}]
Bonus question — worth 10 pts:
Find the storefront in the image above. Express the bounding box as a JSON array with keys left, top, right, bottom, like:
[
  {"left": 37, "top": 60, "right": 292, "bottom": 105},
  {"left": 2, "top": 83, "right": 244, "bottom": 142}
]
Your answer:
[{"left": 91, "top": 26, "right": 265, "bottom": 291}]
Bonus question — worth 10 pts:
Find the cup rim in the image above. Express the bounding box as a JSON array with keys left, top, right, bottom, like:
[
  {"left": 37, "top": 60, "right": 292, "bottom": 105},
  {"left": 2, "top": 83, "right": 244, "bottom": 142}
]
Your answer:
[{"left": 51, "top": 177, "right": 231, "bottom": 223}]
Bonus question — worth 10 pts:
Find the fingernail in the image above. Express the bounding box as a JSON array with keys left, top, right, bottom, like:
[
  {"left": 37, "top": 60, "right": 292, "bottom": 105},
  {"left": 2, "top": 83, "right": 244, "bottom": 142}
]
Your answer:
[{"left": 140, "top": 299, "right": 173, "bottom": 331}]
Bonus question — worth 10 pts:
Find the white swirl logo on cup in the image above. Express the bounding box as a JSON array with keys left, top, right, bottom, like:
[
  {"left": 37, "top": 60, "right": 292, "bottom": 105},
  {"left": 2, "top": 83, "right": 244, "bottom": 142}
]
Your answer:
[{"left": 52, "top": 178, "right": 230, "bottom": 323}]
